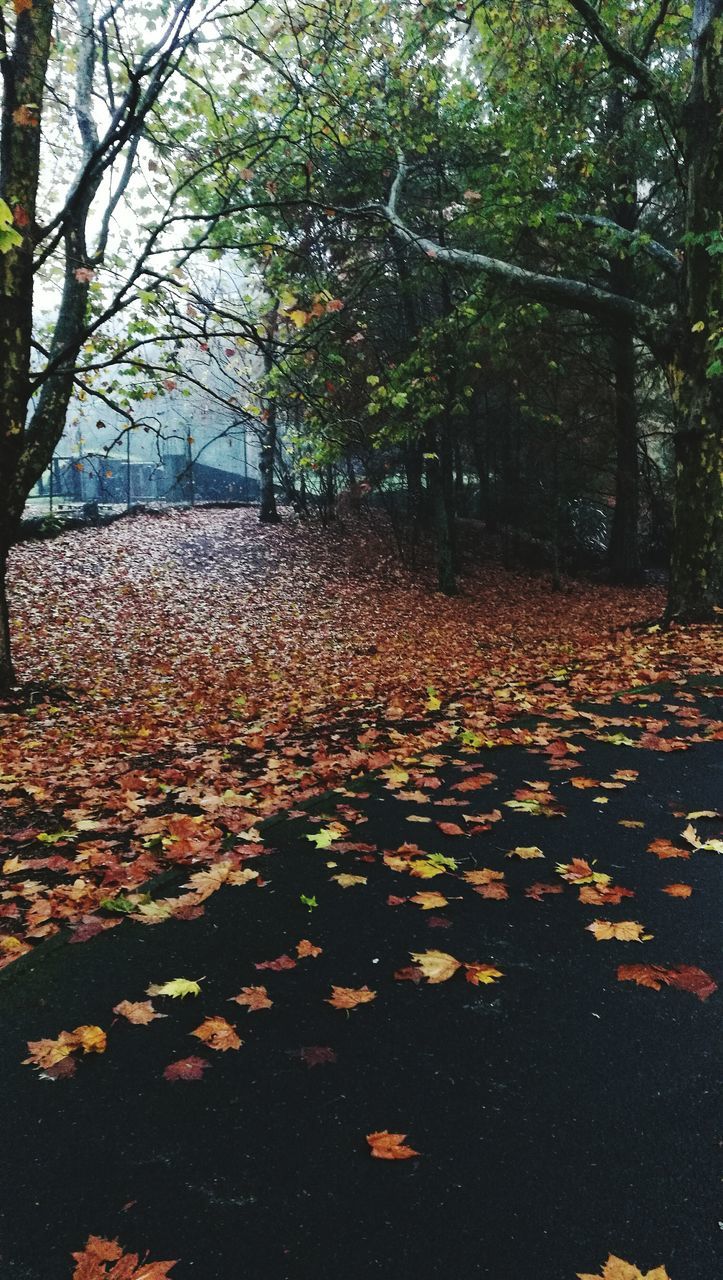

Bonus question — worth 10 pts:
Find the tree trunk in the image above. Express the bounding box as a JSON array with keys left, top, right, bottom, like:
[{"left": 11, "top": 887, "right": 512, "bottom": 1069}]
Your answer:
[
  {"left": 608, "top": 323, "right": 642, "bottom": 582},
  {"left": 667, "top": 6, "right": 723, "bottom": 619},
  {"left": 258, "top": 304, "right": 281, "bottom": 524},
  {"left": 425, "top": 434, "right": 456, "bottom": 595},
  {"left": 0, "top": 544, "right": 15, "bottom": 688}
]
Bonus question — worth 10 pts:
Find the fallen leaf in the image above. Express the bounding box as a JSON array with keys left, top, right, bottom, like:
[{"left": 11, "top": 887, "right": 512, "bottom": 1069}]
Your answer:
[
  {"left": 464, "top": 963, "right": 504, "bottom": 985},
  {"left": 331, "top": 873, "right": 367, "bottom": 888},
  {"left": 661, "top": 883, "right": 692, "bottom": 898},
  {"left": 190, "top": 1016, "right": 242, "bottom": 1051},
  {"left": 255, "top": 954, "right": 296, "bottom": 971},
  {"left": 113, "top": 1000, "right": 166, "bottom": 1025},
  {"left": 146, "top": 977, "right": 202, "bottom": 999},
  {"left": 586, "top": 920, "right": 650, "bottom": 942},
  {"left": 410, "top": 891, "right": 448, "bottom": 910},
  {"left": 436, "top": 822, "right": 466, "bottom": 837},
  {"left": 296, "top": 1045, "right": 337, "bottom": 1068},
  {"left": 507, "top": 845, "right": 545, "bottom": 860},
  {"left": 462, "top": 868, "right": 504, "bottom": 886},
  {"left": 577, "top": 1252, "right": 671, "bottom": 1280},
  {"left": 409, "top": 949, "right": 461, "bottom": 983},
  {"left": 326, "top": 985, "right": 376, "bottom": 1009},
  {"left": 647, "top": 838, "right": 690, "bottom": 860},
  {"left": 71, "top": 1234, "right": 177, "bottom": 1279},
  {"left": 163, "top": 1056, "right": 210, "bottom": 1082},
  {"left": 296, "top": 939, "right": 322, "bottom": 958},
  {"left": 525, "top": 882, "right": 564, "bottom": 901},
  {"left": 366, "top": 1130, "right": 419, "bottom": 1160},
  {"left": 229, "top": 985, "right": 272, "bottom": 1011}
]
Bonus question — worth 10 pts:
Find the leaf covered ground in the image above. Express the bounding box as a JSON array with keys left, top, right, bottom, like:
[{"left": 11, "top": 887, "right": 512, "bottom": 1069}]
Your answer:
[
  {"left": 0, "top": 671, "right": 720, "bottom": 1277},
  {"left": 1, "top": 509, "right": 721, "bottom": 962}
]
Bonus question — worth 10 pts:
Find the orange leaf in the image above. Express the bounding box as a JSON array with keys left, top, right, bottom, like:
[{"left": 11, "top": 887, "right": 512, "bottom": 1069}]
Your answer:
[
  {"left": 190, "top": 1016, "right": 242, "bottom": 1051},
  {"left": 366, "top": 1130, "right": 419, "bottom": 1160},
  {"left": 326, "top": 985, "right": 376, "bottom": 1010}
]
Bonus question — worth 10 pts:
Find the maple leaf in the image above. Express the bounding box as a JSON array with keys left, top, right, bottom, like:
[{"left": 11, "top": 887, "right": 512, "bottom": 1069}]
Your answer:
[
  {"left": 146, "top": 977, "right": 202, "bottom": 998},
  {"left": 113, "top": 1000, "right": 166, "bottom": 1025},
  {"left": 296, "top": 1045, "right": 337, "bottom": 1068},
  {"left": 436, "top": 821, "right": 466, "bottom": 837},
  {"left": 617, "top": 964, "right": 672, "bottom": 991},
  {"left": 463, "top": 868, "right": 504, "bottom": 886},
  {"left": 474, "top": 881, "right": 509, "bottom": 900},
  {"left": 556, "top": 858, "right": 604, "bottom": 884},
  {"left": 410, "top": 891, "right": 448, "bottom": 910},
  {"left": 666, "top": 965, "right": 717, "bottom": 1000},
  {"left": 409, "top": 949, "right": 461, "bottom": 983},
  {"left": 507, "top": 845, "right": 545, "bottom": 860},
  {"left": 326, "top": 985, "right": 376, "bottom": 1009},
  {"left": 464, "top": 963, "right": 504, "bottom": 985},
  {"left": 578, "top": 883, "right": 634, "bottom": 906},
  {"left": 230, "top": 985, "right": 272, "bottom": 1011},
  {"left": 661, "top": 883, "right": 692, "bottom": 897},
  {"left": 24, "top": 1024, "right": 106, "bottom": 1076},
  {"left": 255, "top": 953, "right": 296, "bottom": 971},
  {"left": 163, "top": 1056, "right": 210, "bottom": 1082},
  {"left": 577, "top": 1253, "right": 670, "bottom": 1280},
  {"left": 646, "top": 838, "right": 690, "bottom": 859},
  {"left": 331, "top": 873, "right": 367, "bottom": 888},
  {"left": 71, "top": 1235, "right": 177, "bottom": 1279},
  {"left": 366, "top": 1130, "right": 419, "bottom": 1160},
  {"left": 296, "top": 939, "right": 322, "bottom": 958},
  {"left": 525, "top": 882, "right": 564, "bottom": 901},
  {"left": 191, "top": 1016, "right": 242, "bottom": 1051},
  {"left": 306, "top": 826, "right": 342, "bottom": 850},
  {"left": 451, "top": 773, "right": 496, "bottom": 791},
  {"left": 586, "top": 920, "right": 650, "bottom": 942}
]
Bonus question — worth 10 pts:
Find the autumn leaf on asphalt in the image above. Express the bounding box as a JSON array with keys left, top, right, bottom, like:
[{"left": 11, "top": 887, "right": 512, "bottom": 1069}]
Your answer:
[
  {"left": 474, "top": 881, "right": 509, "bottom": 899},
  {"left": 229, "top": 985, "right": 272, "bottom": 1011},
  {"left": 586, "top": 920, "right": 651, "bottom": 942},
  {"left": 255, "top": 954, "right": 296, "bottom": 971},
  {"left": 191, "top": 1017, "right": 242, "bottom": 1051},
  {"left": 366, "top": 1130, "right": 419, "bottom": 1160},
  {"left": 619, "top": 819, "right": 645, "bottom": 828},
  {"left": 113, "top": 1000, "right": 167, "bottom": 1025},
  {"left": 464, "top": 963, "right": 504, "bottom": 985},
  {"left": 296, "top": 939, "right": 322, "bottom": 958},
  {"left": 525, "top": 882, "right": 564, "bottom": 901},
  {"left": 410, "top": 891, "right": 448, "bottom": 910},
  {"left": 647, "top": 838, "right": 690, "bottom": 859},
  {"left": 556, "top": 858, "right": 608, "bottom": 885},
  {"left": 618, "top": 964, "right": 717, "bottom": 1000},
  {"left": 306, "top": 826, "right": 343, "bottom": 850},
  {"left": 409, "top": 950, "right": 461, "bottom": 983},
  {"left": 296, "top": 1046, "right": 337, "bottom": 1068},
  {"left": 71, "top": 1234, "right": 177, "bottom": 1279},
  {"left": 326, "top": 985, "right": 377, "bottom": 1009},
  {"left": 331, "top": 873, "right": 367, "bottom": 888},
  {"left": 24, "top": 1024, "right": 106, "bottom": 1078},
  {"left": 462, "top": 868, "right": 504, "bottom": 886},
  {"left": 452, "top": 773, "right": 497, "bottom": 791},
  {"left": 436, "top": 822, "right": 466, "bottom": 837},
  {"left": 578, "top": 883, "right": 634, "bottom": 906},
  {"left": 146, "top": 977, "right": 202, "bottom": 999},
  {"left": 507, "top": 845, "right": 545, "bottom": 860},
  {"left": 577, "top": 1252, "right": 671, "bottom": 1280},
  {"left": 616, "top": 964, "right": 672, "bottom": 991},
  {"left": 163, "top": 1056, "right": 210, "bottom": 1082},
  {"left": 661, "top": 883, "right": 692, "bottom": 898}
]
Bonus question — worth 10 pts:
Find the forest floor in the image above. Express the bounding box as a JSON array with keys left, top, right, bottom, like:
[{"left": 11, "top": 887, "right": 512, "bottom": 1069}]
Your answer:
[{"left": 0, "top": 508, "right": 722, "bottom": 1278}]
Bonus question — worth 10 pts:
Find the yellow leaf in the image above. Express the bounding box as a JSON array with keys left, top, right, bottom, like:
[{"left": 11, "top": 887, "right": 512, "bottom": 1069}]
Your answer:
[
  {"left": 410, "top": 891, "right": 448, "bottom": 910},
  {"left": 507, "top": 845, "right": 545, "bottom": 859},
  {"left": 409, "top": 949, "right": 461, "bottom": 983},
  {"left": 146, "top": 977, "right": 202, "bottom": 998},
  {"left": 586, "top": 920, "right": 650, "bottom": 942}
]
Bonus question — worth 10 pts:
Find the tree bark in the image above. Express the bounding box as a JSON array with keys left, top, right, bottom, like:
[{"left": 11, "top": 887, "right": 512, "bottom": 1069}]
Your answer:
[
  {"left": 667, "top": 6, "right": 723, "bottom": 618},
  {"left": 258, "top": 304, "right": 281, "bottom": 524}
]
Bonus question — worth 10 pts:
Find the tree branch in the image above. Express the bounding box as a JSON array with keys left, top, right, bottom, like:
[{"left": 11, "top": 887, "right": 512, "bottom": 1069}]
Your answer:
[
  {"left": 567, "top": 0, "right": 678, "bottom": 131},
  {"left": 556, "top": 211, "right": 680, "bottom": 276}
]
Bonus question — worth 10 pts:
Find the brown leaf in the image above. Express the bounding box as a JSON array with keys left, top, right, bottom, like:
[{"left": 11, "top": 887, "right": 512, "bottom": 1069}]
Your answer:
[
  {"left": 296, "top": 1045, "right": 337, "bottom": 1068},
  {"left": 410, "top": 891, "right": 448, "bottom": 910},
  {"left": 647, "top": 838, "right": 690, "bottom": 859},
  {"left": 163, "top": 1056, "right": 210, "bottom": 1082},
  {"left": 229, "top": 985, "right": 272, "bottom": 1011},
  {"left": 296, "top": 939, "right": 322, "bottom": 958},
  {"left": 436, "top": 822, "right": 466, "bottom": 837},
  {"left": 366, "top": 1130, "right": 419, "bottom": 1160},
  {"left": 451, "top": 773, "right": 496, "bottom": 791},
  {"left": 525, "top": 882, "right": 564, "bottom": 901},
  {"left": 462, "top": 868, "right": 504, "bottom": 886},
  {"left": 326, "top": 985, "right": 376, "bottom": 1010},
  {"left": 464, "top": 963, "right": 504, "bottom": 985},
  {"left": 190, "top": 1016, "right": 242, "bottom": 1051},
  {"left": 473, "top": 881, "right": 509, "bottom": 900},
  {"left": 617, "top": 964, "right": 672, "bottom": 991},
  {"left": 661, "top": 883, "right": 692, "bottom": 898},
  {"left": 255, "top": 954, "right": 296, "bottom": 971},
  {"left": 71, "top": 1235, "right": 177, "bottom": 1279},
  {"left": 113, "top": 1000, "right": 166, "bottom": 1025}
]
